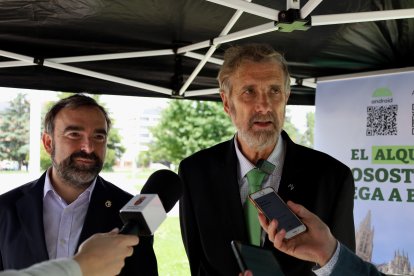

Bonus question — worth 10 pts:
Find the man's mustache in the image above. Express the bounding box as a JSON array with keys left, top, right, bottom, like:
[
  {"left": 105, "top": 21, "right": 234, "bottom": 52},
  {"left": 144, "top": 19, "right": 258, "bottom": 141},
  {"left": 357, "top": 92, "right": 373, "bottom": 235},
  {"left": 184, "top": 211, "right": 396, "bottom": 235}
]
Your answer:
[
  {"left": 249, "top": 113, "right": 276, "bottom": 126},
  {"left": 70, "top": 151, "right": 100, "bottom": 162}
]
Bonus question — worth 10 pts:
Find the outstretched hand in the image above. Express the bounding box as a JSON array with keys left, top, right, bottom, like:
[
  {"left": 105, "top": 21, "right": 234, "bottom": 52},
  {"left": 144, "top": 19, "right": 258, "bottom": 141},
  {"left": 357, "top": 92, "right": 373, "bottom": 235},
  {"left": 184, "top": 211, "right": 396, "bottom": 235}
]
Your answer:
[
  {"left": 258, "top": 201, "right": 337, "bottom": 266},
  {"left": 74, "top": 228, "right": 139, "bottom": 276}
]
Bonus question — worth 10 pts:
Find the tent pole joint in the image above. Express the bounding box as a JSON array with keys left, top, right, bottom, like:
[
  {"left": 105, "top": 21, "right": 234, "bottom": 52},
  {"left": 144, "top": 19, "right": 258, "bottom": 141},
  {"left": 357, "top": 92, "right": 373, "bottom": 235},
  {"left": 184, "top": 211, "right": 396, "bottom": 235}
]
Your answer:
[
  {"left": 277, "top": 9, "right": 310, "bottom": 32},
  {"left": 171, "top": 93, "right": 184, "bottom": 99},
  {"left": 171, "top": 53, "right": 183, "bottom": 96},
  {"left": 33, "top": 57, "right": 44, "bottom": 66}
]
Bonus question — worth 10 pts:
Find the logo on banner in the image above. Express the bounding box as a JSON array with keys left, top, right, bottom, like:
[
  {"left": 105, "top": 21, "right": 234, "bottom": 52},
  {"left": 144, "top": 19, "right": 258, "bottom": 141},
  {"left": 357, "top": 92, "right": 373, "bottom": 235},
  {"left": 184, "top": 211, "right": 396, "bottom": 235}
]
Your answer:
[{"left": 367, "top": 88, "right": 397, "bottom": 136}]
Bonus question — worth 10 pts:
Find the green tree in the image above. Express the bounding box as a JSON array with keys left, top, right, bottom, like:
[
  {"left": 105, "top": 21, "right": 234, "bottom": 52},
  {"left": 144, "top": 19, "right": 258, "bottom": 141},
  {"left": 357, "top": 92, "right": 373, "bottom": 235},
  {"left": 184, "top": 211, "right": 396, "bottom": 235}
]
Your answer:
[
  {"left": 104, "top": 123, "right": 125, "bottom": 171},
  {"left": 298, "top": 111, "right": 314, "bottom": 148},
  {"left": 39, "top": 92, "right": 125, "bottom": 171},
  {"left": 137, "top": 151, "right": 151, "bottom": 168},
  {"left": 0, "top": 93, "right": 30, "bottom": 169},
  {"left": 40, "top": 145, "right": 51, "bottom": 170},
  {"left": 146, "top": 99, "right": 235, "bottom": 167},
  {"left": 283, "top": 109, "right": 301, "bottom": 143}
]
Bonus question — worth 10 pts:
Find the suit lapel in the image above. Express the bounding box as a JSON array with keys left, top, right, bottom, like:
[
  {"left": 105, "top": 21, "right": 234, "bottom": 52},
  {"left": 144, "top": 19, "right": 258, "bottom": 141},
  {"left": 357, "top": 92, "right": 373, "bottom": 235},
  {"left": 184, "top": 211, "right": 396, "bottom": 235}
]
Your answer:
[
  {"left": 220, "top": 139, "right": 248, "bottom": 241},
  {"left": 77, "top": 177, "right": 122, "bottom": 249},
  {"left": 77, "top": 177, "right": 106, "bottom": 247},
  {"left": 15, "top": 176, "right": 49, "bottom": 261},
  {"left": 278, "top": 131, "right": 302, "bottom": 201}
]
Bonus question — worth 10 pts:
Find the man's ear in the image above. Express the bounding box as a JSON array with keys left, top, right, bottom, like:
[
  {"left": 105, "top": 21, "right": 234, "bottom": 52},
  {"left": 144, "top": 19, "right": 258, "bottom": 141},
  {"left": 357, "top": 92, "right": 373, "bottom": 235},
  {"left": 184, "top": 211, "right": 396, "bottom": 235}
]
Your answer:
[
  {"left": 42, "top": 132, "right": 53, "bottom": 155},
  {"left": 220, "top": 91, "right": 230, "bottom": 116}
]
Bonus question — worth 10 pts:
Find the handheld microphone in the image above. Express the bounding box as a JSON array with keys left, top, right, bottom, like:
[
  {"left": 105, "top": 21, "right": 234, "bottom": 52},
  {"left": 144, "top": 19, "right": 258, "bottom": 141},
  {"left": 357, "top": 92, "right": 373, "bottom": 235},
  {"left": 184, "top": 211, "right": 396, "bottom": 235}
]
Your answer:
[{"left": 119, "top": 169, "right": 183, "bottom": 236}]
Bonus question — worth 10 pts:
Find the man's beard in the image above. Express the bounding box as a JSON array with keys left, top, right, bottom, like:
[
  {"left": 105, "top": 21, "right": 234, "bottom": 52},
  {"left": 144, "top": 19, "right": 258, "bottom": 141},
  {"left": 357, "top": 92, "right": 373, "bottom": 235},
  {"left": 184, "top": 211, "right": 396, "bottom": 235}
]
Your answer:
[
  {"left": 230, "top": 102, "right": 281, "bottom": 151},
  {"left": 238, "top": 114, "right": 279, "bottom": 151},
  {"left": 51, "top": 146, "right": 103, "bottom": 189}
]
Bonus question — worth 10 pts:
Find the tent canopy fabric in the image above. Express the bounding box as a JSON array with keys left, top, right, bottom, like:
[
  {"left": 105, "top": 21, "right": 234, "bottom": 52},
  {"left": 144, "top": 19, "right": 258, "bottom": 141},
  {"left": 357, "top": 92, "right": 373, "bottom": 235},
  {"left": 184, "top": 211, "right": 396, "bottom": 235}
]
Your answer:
[{"left": 0, "top": 0, "right": 413, "bottom": 105}]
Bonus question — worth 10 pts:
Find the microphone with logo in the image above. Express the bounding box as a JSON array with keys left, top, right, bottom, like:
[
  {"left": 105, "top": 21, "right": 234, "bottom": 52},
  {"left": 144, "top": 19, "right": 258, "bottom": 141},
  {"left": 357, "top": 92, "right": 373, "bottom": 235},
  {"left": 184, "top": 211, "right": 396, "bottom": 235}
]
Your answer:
[{"left": 119, "top": 169, "right": 183, "bottom": 236}]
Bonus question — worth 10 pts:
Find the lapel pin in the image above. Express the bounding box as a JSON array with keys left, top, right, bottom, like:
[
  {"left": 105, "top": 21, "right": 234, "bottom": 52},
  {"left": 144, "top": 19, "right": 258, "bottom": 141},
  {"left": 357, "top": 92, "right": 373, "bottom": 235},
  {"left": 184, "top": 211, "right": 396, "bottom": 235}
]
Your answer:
[
  {"left": 288, "top": 184, "right": 295, "bottom": 191},
  {"left": 105, "top": 200, "right": 112, "bottom": 208}
]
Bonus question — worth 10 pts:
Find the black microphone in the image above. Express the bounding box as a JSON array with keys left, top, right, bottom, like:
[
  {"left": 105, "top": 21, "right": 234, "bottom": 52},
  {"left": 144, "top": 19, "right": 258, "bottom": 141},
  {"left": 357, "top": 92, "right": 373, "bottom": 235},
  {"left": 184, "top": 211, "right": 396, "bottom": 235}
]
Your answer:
[
  {"left": 119, "top": 169, "right": 183, "bottom": 236},
  {"left": 140, "top": 169, "right": 183, "bottom": 212}
]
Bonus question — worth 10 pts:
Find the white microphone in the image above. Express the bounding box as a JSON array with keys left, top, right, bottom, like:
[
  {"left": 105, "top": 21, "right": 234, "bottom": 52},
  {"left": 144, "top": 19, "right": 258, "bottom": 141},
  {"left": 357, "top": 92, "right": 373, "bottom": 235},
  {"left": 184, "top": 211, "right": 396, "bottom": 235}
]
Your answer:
[{"left": 119, "top": 170, "right": 183, "bottom": 236}]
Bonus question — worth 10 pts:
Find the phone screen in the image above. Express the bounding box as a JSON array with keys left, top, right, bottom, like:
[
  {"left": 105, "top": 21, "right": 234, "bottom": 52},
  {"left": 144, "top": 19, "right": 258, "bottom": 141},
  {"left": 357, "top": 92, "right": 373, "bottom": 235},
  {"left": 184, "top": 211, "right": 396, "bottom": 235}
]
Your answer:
[{"left": 254, "top": 192, "right": 303, "bottom": 233}]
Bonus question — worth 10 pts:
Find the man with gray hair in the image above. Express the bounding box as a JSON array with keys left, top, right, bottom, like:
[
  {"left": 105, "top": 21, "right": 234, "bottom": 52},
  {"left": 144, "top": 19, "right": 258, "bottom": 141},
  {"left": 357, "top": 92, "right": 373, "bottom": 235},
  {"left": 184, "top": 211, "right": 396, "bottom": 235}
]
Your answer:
[
  {"left": 0, "top": 94, "right": 158, "bottom": 275},
  {"left": 179, "top": 44, "right": 355, "bottom": 275}
]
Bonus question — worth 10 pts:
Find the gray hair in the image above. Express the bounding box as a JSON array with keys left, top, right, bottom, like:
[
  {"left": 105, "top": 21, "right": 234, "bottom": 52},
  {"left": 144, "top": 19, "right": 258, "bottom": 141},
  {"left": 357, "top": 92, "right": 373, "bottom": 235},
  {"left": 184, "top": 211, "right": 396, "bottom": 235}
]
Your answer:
[{"left": 217, "top": 43, "right": 291, "bottom": 95}]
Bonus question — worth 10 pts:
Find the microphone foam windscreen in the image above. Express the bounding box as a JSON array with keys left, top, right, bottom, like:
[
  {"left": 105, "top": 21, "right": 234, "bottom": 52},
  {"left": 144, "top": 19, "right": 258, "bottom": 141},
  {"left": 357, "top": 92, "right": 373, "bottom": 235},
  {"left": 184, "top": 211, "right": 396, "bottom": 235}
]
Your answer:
[{"left": 140, "top": 169, "right": 183, "bottom": 213}]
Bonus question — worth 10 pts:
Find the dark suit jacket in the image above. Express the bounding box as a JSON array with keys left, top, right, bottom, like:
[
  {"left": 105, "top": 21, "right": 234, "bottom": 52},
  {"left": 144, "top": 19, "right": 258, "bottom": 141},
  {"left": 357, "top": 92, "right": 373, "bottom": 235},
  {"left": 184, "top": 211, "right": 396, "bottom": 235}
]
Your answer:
[
  {"left": 332, "top": 244, "right": 385, "bottom": 276},
  {"left": 179, "top": 131, "right": 355, "bottom": 276},
  {"left": 0, "top": 172, "right": 158, "bottom": 275}
]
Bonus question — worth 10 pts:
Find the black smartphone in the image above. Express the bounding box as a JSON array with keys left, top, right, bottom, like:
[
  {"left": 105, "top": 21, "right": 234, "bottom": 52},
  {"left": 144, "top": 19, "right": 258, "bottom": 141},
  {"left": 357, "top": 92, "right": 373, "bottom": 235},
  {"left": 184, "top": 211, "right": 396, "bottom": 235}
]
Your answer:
[
  {"left": 249, "top": 187, "right": 306, "bottom": 239},
  {"left": 231, "top": 240, "right": 285, "bottom": 276}
]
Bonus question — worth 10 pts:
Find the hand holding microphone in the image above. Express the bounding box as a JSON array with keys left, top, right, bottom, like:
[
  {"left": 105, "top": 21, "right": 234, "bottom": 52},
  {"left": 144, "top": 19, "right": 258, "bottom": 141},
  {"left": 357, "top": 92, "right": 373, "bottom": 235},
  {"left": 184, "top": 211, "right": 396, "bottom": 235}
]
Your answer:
[
  {"left": 74, "top": 228, "right": 139, "bottom": 276},
  {"left": 119, "top": 169, "right": 183, "bottom": 236}
]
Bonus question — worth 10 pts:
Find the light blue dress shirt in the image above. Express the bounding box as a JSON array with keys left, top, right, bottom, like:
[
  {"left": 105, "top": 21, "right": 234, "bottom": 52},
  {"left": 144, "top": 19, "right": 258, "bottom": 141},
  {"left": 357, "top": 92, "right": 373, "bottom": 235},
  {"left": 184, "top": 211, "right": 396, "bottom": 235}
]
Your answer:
[{"left": 43, "top": 169, "right": 96, "bottom": 259}]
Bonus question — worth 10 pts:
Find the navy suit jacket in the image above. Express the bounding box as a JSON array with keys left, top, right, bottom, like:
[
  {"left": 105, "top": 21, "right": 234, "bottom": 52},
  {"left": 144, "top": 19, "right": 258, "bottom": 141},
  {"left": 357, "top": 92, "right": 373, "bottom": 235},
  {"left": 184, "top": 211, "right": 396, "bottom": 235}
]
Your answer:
[
  {"left": 0, "top": 172, "right": 158, "bottom": 275},
  {"left": 179, "top": 131, "right": 355, "bottom": 276},
  {"left": 331, "top": 244, "right": 385, "bottom": 276}
]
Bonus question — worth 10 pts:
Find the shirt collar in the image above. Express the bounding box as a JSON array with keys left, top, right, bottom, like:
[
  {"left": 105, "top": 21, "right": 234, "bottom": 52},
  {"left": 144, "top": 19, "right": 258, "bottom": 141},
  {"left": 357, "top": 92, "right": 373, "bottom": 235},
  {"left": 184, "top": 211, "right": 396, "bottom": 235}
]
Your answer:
[
  {"left": 234, "top": 133, "right": 284, "bottom": 181},
  {"left": 43, "top": 167, "right": 96, "bottom": 204}
]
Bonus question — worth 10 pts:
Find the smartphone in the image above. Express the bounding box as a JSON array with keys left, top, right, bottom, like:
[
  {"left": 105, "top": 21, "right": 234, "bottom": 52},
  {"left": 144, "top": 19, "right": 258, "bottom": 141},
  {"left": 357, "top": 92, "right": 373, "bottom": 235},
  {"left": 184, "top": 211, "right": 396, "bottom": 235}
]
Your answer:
[
  {"left": 231, "top": 240, "right": 285, "bottom": 276},
  {"left": 249, "top": 187, "right": 306, "bottom": 239}
]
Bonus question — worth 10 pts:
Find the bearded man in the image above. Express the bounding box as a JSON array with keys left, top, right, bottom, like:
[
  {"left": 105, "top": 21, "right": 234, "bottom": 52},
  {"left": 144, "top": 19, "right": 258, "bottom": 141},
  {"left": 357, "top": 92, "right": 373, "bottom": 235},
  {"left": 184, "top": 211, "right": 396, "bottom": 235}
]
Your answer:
[
  {"left": 0, "top": 94, "right": 158, "bottom": 275},
  {"left": 178, "top": 44, "right": 356, "bottom": 276}
]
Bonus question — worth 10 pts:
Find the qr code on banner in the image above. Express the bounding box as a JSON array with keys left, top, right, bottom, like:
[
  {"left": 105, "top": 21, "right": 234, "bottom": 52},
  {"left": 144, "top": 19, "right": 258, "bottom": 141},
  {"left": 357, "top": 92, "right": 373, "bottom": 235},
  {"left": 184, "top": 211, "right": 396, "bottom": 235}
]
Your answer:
[{"left": 366, "top": 105, "right": 398, "bottom": 136}]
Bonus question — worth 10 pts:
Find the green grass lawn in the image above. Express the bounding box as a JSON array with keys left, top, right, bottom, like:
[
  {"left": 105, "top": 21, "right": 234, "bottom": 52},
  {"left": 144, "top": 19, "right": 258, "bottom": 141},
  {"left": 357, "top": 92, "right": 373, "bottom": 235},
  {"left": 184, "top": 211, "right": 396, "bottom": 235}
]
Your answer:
[{"left": 154, "top": 217, "right": 190, "bottom": 276}]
